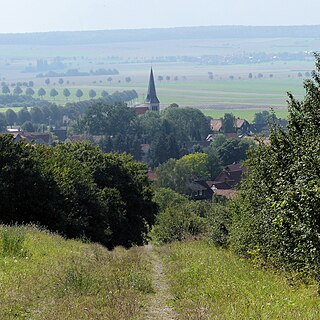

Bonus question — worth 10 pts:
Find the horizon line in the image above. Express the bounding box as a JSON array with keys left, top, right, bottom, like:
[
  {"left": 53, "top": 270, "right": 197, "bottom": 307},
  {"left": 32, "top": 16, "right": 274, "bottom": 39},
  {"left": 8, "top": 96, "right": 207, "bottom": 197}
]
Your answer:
[{"left": 0, "top": 24, "right": 320, "bottom": 36}]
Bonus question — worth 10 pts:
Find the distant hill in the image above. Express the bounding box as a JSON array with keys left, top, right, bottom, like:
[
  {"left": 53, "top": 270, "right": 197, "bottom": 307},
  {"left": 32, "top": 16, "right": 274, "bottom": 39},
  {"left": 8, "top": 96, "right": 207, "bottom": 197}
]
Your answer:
[{"left": 0, "top": 25, "right": 320, "bottom": 46}]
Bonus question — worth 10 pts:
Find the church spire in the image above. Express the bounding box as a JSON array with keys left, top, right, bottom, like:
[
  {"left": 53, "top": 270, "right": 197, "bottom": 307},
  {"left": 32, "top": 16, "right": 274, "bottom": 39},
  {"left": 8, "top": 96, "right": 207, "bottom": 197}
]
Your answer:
[{"left": 145, "top": 67, "right": 160, "bottom": 111}]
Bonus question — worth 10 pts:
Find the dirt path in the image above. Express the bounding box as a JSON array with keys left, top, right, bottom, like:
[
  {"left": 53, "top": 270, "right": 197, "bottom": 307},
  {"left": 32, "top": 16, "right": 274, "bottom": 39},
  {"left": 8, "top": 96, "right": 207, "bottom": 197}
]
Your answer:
[{"left": 144, "top": 245, "right": 177, "bottom": 320}]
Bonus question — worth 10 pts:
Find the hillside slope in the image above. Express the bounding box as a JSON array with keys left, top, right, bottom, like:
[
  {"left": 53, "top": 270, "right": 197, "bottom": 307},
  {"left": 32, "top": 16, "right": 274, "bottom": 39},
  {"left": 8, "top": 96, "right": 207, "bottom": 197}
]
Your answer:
[{"left": 0, "top": 225, "right": 153, "bottom": 320}]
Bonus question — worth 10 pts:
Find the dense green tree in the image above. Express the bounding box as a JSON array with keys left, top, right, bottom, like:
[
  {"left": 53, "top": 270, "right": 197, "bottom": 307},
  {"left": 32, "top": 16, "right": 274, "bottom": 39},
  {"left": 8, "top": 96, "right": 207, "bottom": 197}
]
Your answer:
[
  {"left": 76, "top": 89, "right": 83, "bottom": 101},
  {"left": 205, "top": 144, "right": 223, "bottom": 179},
  {"left": 49, "top": 104, "right": 61, "bottom": 125},
  {"left": 38, "top": 88, "right": 46, "bottom": 99},
  {"left": 253, "top": 110, "right": 277, "bottom": 125},
  {"left": 54, "top": 142, "right": 157, "bottom": 247},
  {"left": 149, "top": 132, "right": 180, "bottom": 167},
  {"left": 49, "top": 88, "right": 59, "bottom": 100},
  {"left": 217, "top": 138, "right": 253, "bottom": 166},
  {"left": 17, "top": 107, "right": 31, "bottom": 124},
  {"left": 41, "top": 105, "right": 52, "bottom": 124},
  {"left": 58, "top": 78, "right": 64, "bottom": 86},
  {"left": 230, "top": 55, "right": 320, "bottom": 281},
  {"left": 0, "top": 135, "right": 61, "bottom": 227},
  {"left": 155, "top": 153, "right": 210, "bottom": 195},
  {"left": 139, "top": 111, "right": 163, "bottom": 142},
  {"left": 25, "top": 87, "right": 35, "bottom": 97},
  {"left": 99, "top": 136, "right": 113, "bottom": 153},
  {"left": 0, "top": 113, "right": 6, "bottom": 132},
  {"left": 150, "top": 133, "right": 170, "bottom": 167},
  {"left": 222, "top": 113, "right": 236, "bottom": 133},
  {"left": 5, "top": 109, "right": 17, "bottom": 127},
  {"left": 30, "top": 107, "right": 43, "bottom": 124},
  {"left": 0, "top": 137, "right": 157, "bottom": 249},
  {"left": 101, "top": 90, "right": 109, "bottom": 98},
  {"left": 162, "top": 107, "right": 209, "bottom": 142},
  {"left": 21, "top": 121, "right": 35, "bottom": 132},
  {"left": 1, "top": 85, "right": 10, "bottom": 95},
  {"left": 63, "top": 88, "right": 71, "bottom": 100},
  {"left": 45, "top": 78, "right": 50, "bottom": 86},
  {"left": 83, "top": 102, "right": 137, "bottom": 136},
  {"left": 168, "top": 103, "right": 179, "bottom": 108},
  {"left": 89, "top": 89, "right": 97, "bottom": 99},
  {"left": 13, "top": 86, "right": 23, "bottom": 95}
]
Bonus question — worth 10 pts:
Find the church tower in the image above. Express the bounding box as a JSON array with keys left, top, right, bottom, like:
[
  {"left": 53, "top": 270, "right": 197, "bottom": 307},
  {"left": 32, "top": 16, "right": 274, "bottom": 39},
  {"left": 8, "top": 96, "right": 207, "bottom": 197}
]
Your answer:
[{"left": 145, "top": 68, "right": 160, "bottom": 112}]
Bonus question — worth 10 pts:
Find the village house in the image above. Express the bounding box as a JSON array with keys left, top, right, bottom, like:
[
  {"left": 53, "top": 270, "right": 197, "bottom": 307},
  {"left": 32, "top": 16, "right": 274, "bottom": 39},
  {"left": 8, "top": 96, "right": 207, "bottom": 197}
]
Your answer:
[
  {"left": 210, "top": 118, "right": 251, "bottom": 136},
  {"left": 188, "top": 179, "right": 214, "bottom": 201},
  {"left": 207, "top": 163, "right": 245, "bottom": 198}
]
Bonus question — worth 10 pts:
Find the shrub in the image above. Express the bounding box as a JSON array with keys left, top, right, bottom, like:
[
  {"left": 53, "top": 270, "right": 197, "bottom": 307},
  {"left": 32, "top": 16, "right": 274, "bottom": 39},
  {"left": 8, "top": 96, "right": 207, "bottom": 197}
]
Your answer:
[
  {"left": 151, "top": 200, "right": 209, "bottom": 244},
  {"left": 206, "top": 203, "right": 231, "bottom": 247}
]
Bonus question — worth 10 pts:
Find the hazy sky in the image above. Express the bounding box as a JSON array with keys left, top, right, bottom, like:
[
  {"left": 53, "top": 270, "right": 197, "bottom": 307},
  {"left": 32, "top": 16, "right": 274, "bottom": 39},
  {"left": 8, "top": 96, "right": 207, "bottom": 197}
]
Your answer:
[{"left": 1, "top": 0, "right": 320, "bottom": 33}]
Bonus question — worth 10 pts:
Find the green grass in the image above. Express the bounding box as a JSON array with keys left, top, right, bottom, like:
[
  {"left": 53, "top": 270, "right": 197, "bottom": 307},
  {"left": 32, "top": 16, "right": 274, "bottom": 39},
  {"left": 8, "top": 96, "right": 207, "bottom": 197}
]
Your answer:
[
  {"left": 160, "top": 241, "right": 320, "bottom": 320},
  {"left": 0, "top": 225, "right": 153, "bottom": 320},
  {"left": 0, "top": 106, "right": 28, "bottom": 113},
  {"left": 201, "top": 108, "right": 289, "bottom": 121}
]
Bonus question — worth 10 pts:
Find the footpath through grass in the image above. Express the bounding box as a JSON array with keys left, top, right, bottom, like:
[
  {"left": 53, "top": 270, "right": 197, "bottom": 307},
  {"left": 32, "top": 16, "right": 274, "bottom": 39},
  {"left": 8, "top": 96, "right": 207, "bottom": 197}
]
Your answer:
[
  {"left": 3, "top": 225, "right": 320, "bottom": 319},
  {"left": 159, "top": 241, "right": 320, "bottom": 320},
  {"left": 0, "top": 225, "right": 153, "bottom": 320}
]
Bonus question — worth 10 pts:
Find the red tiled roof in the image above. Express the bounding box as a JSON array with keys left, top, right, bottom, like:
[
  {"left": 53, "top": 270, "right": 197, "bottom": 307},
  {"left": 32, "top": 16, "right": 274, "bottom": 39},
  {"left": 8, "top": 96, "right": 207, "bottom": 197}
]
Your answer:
[
  {"left": 210, "top": 119, "right": 223, "bottom": 131},
  {"left": 147, "top": 170, "right": 157, "bottom": 181},
  {"left": 134, "top": 106, "right": 149, "bottom": 115}
]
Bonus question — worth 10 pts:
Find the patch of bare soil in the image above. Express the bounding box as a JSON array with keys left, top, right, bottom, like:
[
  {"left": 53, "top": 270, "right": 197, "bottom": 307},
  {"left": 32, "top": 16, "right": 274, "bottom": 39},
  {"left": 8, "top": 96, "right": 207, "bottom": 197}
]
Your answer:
[{"left": 143, "top": 245, "right": 177, "bottom": 320}]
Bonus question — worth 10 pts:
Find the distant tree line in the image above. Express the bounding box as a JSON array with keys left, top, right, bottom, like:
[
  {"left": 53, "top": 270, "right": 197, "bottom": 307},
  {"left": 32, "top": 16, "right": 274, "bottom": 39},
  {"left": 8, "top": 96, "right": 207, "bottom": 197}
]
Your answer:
[
  {"left": 1, "top": 26, "right": 320, "bottom": 46},
  {"left": 36, "top": 68, "right": 119, "bottom": 78},
  {"left": 75, "top": 104, "right": 211, "bottom": 165}
]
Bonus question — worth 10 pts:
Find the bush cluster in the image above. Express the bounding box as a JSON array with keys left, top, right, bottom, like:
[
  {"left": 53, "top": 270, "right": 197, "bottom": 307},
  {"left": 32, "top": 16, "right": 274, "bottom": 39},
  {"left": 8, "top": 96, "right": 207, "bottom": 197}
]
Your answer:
[
  {"left": 229, "top": 55, "right": 320, "bottom": 280},
  {"left": 151, "top": 188, "right": 230, "bottom": 245},
  {"left": 0, "top": 135, "right": 157, "bottom": 248}
]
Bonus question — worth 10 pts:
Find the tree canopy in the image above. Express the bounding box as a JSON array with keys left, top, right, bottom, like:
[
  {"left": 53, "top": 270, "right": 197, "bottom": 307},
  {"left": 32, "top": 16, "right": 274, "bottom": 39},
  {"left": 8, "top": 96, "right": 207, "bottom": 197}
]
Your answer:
[
  {"left": 0, "top": 137, "right": 157, "bottom": 248},
  {"left": 230, "top": 54, "right": 320, "bottom": 280}
]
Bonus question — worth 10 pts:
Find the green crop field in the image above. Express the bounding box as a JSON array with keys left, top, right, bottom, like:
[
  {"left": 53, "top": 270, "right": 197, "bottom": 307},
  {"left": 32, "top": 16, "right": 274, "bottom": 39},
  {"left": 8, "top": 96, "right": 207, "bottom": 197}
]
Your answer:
[
  {"left": 23, "top": 76, "right": 305, "bottom": 108},
  {"left": 0, "top": 36, "right": 315, "bottom": 112},
  {"left": 201, "top": 108, "right": 289, "bottom": 121}
]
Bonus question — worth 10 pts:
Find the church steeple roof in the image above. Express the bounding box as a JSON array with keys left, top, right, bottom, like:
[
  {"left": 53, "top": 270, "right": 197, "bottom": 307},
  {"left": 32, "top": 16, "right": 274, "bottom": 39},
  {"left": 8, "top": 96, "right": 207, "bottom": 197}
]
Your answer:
[{"left": 145, "top": 67, "right": 160, "bottom": 104}]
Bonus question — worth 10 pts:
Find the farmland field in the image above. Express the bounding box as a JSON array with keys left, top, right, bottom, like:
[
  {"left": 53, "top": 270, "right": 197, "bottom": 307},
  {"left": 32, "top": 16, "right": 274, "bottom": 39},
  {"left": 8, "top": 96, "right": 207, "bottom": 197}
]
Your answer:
[{"left": 0, "top": 34, "right": 317, "bottom": 114}]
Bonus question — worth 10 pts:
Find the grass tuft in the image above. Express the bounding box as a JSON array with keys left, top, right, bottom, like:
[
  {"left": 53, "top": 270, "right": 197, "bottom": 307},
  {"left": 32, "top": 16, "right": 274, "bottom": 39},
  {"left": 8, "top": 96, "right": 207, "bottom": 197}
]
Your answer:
[{"left": 0, "top": 226, "right": 29, "bottom": 258}]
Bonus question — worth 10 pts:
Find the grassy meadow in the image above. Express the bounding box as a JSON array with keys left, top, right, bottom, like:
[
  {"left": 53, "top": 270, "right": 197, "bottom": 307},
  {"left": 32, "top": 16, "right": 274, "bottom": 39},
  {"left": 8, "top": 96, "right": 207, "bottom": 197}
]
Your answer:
[
  {"left": 0, "top": 225, "right": 153, "bottom": 320},
  {"left": 22, "top": 65, "right": 307, "bottom": 108},
  {"left": 201, "top": 108, "right": 289, "bottom": 121},
  {"left": 2, "top": 226, "right": 320, "bottom": 319},
  {"left": 160, "top": 241, "right": 320, "bottom": 320}
]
